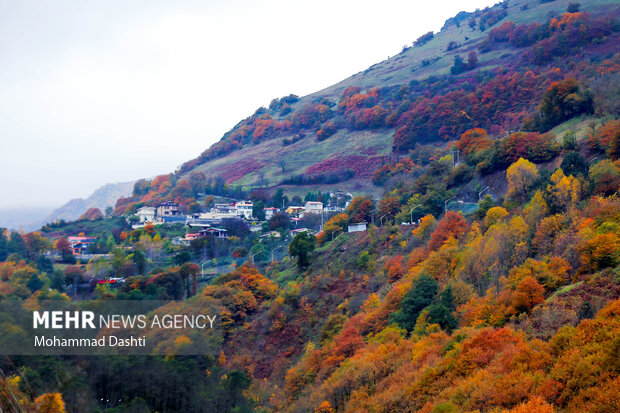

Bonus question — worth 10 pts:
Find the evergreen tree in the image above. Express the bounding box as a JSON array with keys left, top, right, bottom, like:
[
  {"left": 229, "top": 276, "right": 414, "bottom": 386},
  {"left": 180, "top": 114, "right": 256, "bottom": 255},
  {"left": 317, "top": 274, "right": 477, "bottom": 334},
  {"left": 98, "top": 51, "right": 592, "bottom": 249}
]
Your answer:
[
  {"left": 560, "top": 151, "right": 588, "bottom": 177},
  {"left": 8, "top": 231, "right": 27, "bottom": 258},
  {"left": 27, "top": 274, "right": 44, "bottom": 292},
  {"left": 36, "top": 255, "right": 54, "bottom": 275},
  {"left": 426, "top": 286, "right": 458, "bottom": 332},
  {"left": 0, "top": 228, "right": 8, "bottom": 261},
  {"left": 289, "top": 232, "right": 316, "bottom": 269},
  {"left": 252, "top": 200, "right": 266, "bottom": 221},
  {"left": 390, "top": 274, "right": 438, "bottom": 333}
]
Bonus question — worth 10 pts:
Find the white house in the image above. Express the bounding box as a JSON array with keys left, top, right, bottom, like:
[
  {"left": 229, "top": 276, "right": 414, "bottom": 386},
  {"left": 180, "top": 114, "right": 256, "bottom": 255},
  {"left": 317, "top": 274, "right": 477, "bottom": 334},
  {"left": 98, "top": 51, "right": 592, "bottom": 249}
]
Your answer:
[
  {"left": 235, "top": 201, "right": 254, "bottom": 220},
  {"left": 304, "top": 201, "right": 324, "bottom": 214},
  {"left": 203, "top": 203, "right": 237, "bottom": 220},
  {"left": 136, "top": 206, "right": 156, "bottom": 223},
  {"left": 348, "top": 222, "right": 367, "bottom": 233}
]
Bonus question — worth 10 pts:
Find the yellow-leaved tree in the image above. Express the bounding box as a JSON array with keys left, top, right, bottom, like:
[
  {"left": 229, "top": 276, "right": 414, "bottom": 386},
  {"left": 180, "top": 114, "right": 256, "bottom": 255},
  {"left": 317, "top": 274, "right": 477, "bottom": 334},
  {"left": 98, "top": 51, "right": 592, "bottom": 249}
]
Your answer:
[
  {"left": 547, "top": 168, "right": 581, "bottom": 211},
  {"left": 506, "top": 158, "right": 539, "bottom": 204},
  {"left": 34, "top": 393, "right": 66, "bottom": 413}
]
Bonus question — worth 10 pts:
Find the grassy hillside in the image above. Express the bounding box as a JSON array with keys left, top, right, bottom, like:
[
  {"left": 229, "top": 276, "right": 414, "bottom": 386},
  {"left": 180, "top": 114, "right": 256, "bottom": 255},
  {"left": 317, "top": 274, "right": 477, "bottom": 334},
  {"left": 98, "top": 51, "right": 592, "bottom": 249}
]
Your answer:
[
  {"left": 314, "top": 0, "right": 619, "bottom": 95},
  {"left": 111, "top": 0, "right": 619, "bottom": 213}
]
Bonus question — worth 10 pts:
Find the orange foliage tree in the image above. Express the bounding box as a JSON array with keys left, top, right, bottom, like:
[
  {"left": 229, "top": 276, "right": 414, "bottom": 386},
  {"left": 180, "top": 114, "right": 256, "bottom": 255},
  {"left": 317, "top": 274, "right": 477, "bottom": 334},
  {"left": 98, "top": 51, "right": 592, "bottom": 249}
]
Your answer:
[
  {"left": 511, "top": 276, "right": 545, "bottom": 314},
  {"left": 429, "top": 211, "right": 469, "bottom": 251},
  {"left": 317, "top": 213, "right": 349, "bottom": 245},
  {"left": 457, "top": 128, "right": 492, "bottom": 155},
  {"left": 34, "top": 393, "right": 66, "bottom": 413},
  {"left": 385, "top": 255, "right": 405, "bottom": 282}
]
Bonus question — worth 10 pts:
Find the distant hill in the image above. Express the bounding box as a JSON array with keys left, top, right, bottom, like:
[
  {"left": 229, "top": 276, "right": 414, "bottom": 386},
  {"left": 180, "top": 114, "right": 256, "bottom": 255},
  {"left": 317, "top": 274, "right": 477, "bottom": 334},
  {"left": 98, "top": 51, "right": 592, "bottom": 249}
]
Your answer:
[
  {"left": 46, "top": 181, "right": 134, "bottom": 224},
  {"left": 0, "top": 207, "right": 52, "bottom": 232}
]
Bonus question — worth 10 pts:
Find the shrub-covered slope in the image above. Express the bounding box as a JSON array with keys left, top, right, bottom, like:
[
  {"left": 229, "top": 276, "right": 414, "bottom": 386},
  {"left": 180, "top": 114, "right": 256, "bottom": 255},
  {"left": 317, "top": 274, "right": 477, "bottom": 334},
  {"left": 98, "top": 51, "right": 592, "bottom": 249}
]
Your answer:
[{"left": 112, "top": 0, "right": 620, "bottom": 214}]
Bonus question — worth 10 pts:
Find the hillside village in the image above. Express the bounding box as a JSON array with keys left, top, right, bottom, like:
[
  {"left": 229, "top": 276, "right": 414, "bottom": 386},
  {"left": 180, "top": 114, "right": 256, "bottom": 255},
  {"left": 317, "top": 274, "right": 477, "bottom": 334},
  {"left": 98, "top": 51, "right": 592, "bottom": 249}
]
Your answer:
[
  {"left": 132, "top": 198, "right": 345, "bottom": 228},
  {"left": 54, "top": 191, "right": 363, "bottom": 271}
]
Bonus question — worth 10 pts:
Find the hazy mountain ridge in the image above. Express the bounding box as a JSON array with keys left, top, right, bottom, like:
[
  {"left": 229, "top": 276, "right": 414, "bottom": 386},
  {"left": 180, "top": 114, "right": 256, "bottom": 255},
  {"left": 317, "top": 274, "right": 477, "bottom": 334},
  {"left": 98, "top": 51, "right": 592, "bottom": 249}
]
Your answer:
[
  {"left": 45, "top": 181, "right": 134, "bottom": 224},
  {"left": 0, "top": 207, "right": 52, "bottom": 232}
]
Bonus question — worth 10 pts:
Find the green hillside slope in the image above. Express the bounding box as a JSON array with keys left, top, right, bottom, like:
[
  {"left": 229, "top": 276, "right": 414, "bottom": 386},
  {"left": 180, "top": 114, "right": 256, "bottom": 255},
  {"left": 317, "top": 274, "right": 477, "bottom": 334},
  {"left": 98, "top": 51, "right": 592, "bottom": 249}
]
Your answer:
[{"left": 113, "top": 0, "right": 619, "bottom": 211}]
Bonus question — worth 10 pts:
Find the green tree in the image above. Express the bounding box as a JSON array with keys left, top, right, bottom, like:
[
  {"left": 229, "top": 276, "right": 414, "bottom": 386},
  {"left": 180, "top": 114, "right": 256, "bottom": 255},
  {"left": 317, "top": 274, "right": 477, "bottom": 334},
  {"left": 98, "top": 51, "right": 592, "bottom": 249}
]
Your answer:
[
  {"left": 390, "top": 274, "right": 438, "bottom": 333},
  {"left": 560, "top": 151, "right": 588, "bottom": 177},
  {"left": 0, "top": 228, "right": 7, "bottom": 261},
  {"left": 133, "top": 250, "right": 147, "bottom": 274},
  {"left": 8, "top": 231, "right": 26, "bottom": 258},
  {"left": 105, "top": 235, "right": 116, "bottom": 252},
  {"left": 36, "top": 255, "right": 54, "bottom": 275},
  {"left": 50, "top": 269, "right": 65, "bottom": 292},
  {"left": 562, "top": 130, "right": 578, "bottom": 150},
  {"left": 252, "top": 200, "right": 266, "bottom": 221},
  {"left": 450, "top": 55, "right": 466, "bottom": 75},
  {"left": 272, "top": 188, "right": 288, "bottom": 209},
  {"left": 110, "top": 248, "right": 127, "bottom": 275},
  {"left": 249, "top": 243, "right": 266, "bottom": 263},
  {"left": 426, "top": 286, "right": 458, "bottom": 332},
  {"left": 174, "top": 250, "right": 191, "bottom": 266},
  {"left": 27, "top": 273, "right": 44, "bottom": 293},
  {"left": 289, "top": 232, "right": 316, "bottom": 269},
  {"left": 475, "top": 194, "right": 495, "bottom": 220}
]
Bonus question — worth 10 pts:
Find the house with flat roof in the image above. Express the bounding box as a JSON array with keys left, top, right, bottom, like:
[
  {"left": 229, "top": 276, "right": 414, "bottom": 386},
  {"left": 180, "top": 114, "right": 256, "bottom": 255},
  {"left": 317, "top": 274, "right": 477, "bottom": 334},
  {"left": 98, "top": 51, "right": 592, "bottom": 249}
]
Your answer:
[
  {"left": 156, "top": 201, "right": 179, "bottom": 218},
  {"left": 203, "top": 203, "right": 237, "bottom": 220},
  {"left": 304, "top": 201, "right": 323, "bottom": 214},
  {"left": 235, "top": 201, "right": 254, "bottom": 220},
  {"left": 136, "top": 206, "right": 156, "bottom": 223}
]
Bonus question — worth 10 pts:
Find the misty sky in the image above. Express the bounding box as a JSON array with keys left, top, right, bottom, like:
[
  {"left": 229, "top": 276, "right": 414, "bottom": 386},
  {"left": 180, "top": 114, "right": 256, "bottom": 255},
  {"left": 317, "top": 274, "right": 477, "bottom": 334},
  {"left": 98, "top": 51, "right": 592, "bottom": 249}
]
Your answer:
[{"left": 0, "top": 0, "right": 497, "bottom": 210}]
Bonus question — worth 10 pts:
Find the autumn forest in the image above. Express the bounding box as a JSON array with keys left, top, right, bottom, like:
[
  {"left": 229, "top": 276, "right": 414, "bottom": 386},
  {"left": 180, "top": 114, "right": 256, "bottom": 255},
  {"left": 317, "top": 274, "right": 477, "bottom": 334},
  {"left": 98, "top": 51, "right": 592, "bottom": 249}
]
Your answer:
[{"left": 1, "top": 0, "right": 620, "bottom": 412}]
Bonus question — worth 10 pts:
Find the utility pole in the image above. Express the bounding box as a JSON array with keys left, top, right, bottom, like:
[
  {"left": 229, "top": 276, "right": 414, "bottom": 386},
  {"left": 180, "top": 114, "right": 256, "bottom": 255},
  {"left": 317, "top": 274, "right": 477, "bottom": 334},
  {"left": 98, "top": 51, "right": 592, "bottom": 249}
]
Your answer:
[
  {"left": 200, "top": 261, "right": 209, "bottom": 278},
  {"left": 380, "top": 213, "right": 389, "bottom": 227},
  {"left": 271, "top": 245, "right": 283, "bottom": 263},
  {"left": 409, "top": 205, "right": 420, "bottom": 225},
  {"left": 478, "top": 186, "right": 490, "bottom": 201}
]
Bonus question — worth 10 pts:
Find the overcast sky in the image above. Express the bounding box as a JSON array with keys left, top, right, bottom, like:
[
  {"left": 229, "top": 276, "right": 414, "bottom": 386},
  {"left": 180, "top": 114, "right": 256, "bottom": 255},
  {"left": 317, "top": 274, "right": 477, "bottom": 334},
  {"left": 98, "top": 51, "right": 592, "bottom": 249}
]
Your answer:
[{"left": 0, "top": 0, "right": 497, "bottom": 210}]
